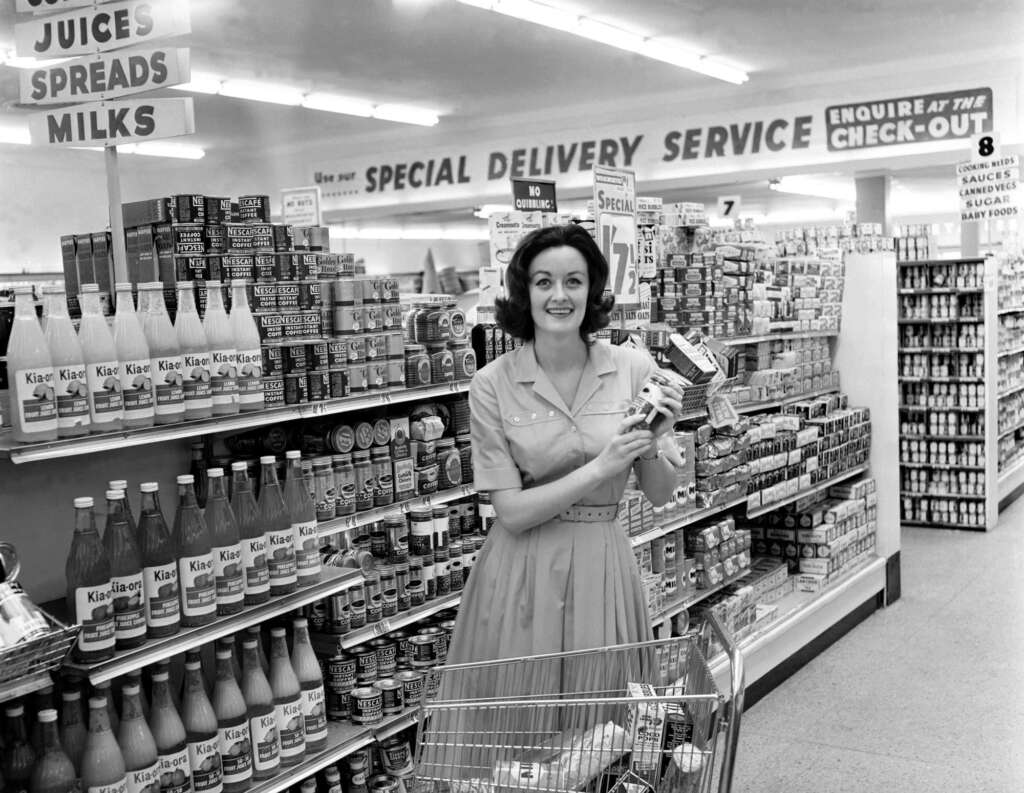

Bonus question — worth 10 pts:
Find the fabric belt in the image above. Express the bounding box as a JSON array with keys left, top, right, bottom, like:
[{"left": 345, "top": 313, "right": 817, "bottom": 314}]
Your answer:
[{"left": 558, "top": 504, "right": 619, "bottom": 523}]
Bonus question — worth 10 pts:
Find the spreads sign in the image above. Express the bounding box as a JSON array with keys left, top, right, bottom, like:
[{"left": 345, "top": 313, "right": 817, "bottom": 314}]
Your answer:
[
  {"left": 28, "top": 97, "right": 196, "bottom": 146},
  {"left": 956, "top": 155, "right": 1020, "bottom": 222}
]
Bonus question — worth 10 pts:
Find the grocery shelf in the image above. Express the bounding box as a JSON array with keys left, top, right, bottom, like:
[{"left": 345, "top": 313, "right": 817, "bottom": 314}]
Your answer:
[
  {"left": 900, "top": 491, "right": 986, "bottom": 500},
  {"left": 311, "top": 593, "right": 462, "bottom": 654},
  {"left": 630, "top": 497, "right": 747, "bottom": 549},
  {"left": 906, "top": 434, "right": 985, "bottom": 443},
  {"left": 898, "top": 376, "right": 983, "bottom": 384},
  {"left": 318, "top": 485, "right": 477, "bottom": 537},
  {"left": 900, "top": 462, "right": 985, "bottom": 472},
  {"left": 898, "top": 346, "right": 984, "bottom": 353},
  {"left": 64, "top": 566, "right": 363, "bottom": 684},
  {"left": 897, "top": 317, "right": 983, "bottom": 324},
  {"left": 897, "top": 259, "right": 985, "bottom": 267},
  {"left": 902, "top": 519, "right": 986, "bottom": 530},
  {"left": 649, "top": 568, "right": 751, "bottom": 630},
  {"left": 898, "top": 405, "right": 984, "bottom": 412},
  {"left": 997, "top": 424, "right": 1024, "bottom": 442},
  {"left": 998, "top": 456, "right": 1024, "bottom": 501},
  {"left": 897, "top": 288, "right": 982, "bottom": 295},
  {"left": 0, "top": 671, "right": 54, "bottom": 705},
  {"left": 997, "top": 382, "right": 1024, "bottom": 400},
  {"left": 745, "top": 464, "right": 869, "bottom": 518},
  {"left": 998, "top": 306, "right": 1024, "bottom": 316},
  {"left": 677, "top": 386, "right": 842, "bottom": 424},
  {"left": 720, "top": 330, "right": 837, "bottom": 346},
  {"left": 998, "top": 346, "right": 1024, "bottom": 358},
  {"left": 0, "top": 382, "right": 472, "bottom": 464}
]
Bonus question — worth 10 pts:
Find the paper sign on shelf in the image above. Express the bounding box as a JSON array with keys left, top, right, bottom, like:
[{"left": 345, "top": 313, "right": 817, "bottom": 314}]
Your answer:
[
  {"left": 593, "top": 165, "right": 638, "bottom": 306},
  {"left": 18, "top": 46, "right": 190, "bottom": 105},
  {"left": 281, "top": 186, "right": 322, "bottom": 227},
  {"left": 16, "top": 0, "right": 120, "bottom": 13},
  {"left": 956, "top": 154, "right": 1021, "bottom": 223},
  {"left": 15, "top": 0, "right": 192, "bottom": 58},
  {"left": 29, "top": 96, "right": 195, "bottom": 147}
]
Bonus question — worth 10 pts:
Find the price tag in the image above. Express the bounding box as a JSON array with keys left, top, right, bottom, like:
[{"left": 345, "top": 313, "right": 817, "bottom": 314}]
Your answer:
[
  {"left": 344, "top": 515, "right": 360, "bottom": 530},
  {"left": 746, "top": 493, "right": 760, "bottom": 513},
  {"left": 378, "top": 392, "right": 393, "bottom": 404},
  {"left": 449, "top": 382, "right": 461, "bottom": 393},
  {"left": 372, "top": 619, "right": 392, "bottom": 637}
]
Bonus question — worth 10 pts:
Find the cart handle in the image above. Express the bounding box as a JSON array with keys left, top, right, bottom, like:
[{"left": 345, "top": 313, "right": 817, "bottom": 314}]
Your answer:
[{"left": 705, "top": 611, "right": 744, "bottom": 793}]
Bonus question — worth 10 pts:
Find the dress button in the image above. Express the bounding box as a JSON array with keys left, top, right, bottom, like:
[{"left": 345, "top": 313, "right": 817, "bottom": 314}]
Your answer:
[
  {"left": 513, "top": 417, "right": 520, "bottom": 423},
  {"left": 531, "top": 412, "right": 536, "bottom": 419},
  {"left": 571, "top": 425, "right": 577, "bottom": 432},
  {"left": 548, "top": 410, "right": 555, "bottom": 417}
]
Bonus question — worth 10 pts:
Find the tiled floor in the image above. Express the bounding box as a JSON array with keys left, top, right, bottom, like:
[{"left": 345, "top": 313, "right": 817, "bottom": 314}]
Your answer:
[{"left": 732, "top": 495, "right": 1024, "bottom": 792}]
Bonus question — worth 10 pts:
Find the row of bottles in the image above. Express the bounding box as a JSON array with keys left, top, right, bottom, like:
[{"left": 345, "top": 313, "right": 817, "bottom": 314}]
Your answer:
[
  {"left": 901, "top": 497, "right": 986, "bottom": 527},
  {"left": 901, "top": 469, "right": 984, "bottom": 497},
  {"left": 66, "top": 453, "right": 320, "bottom": 663},
  {"left": 900, "top": 383, "right": 983, "bottom": 409},
  {"left": 6, "top": 279, "right": 264, "bottom": 444},
  {"left": 899, "top": 439, "right": 984, "bottom": 467},
  {"left": 899, "top": 325, "right": 984, "bottom": 350}
]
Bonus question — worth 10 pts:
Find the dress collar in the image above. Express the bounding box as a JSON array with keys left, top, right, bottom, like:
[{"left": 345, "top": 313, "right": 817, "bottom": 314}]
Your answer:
[{"left": 511, "top": 339, "right": 617, "bottom": 416}]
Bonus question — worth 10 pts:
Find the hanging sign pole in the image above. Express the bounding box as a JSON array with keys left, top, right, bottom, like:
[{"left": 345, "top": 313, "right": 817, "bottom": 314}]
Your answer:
[{"left": 105, "top": 146, "right": 129, "bottom": 282}]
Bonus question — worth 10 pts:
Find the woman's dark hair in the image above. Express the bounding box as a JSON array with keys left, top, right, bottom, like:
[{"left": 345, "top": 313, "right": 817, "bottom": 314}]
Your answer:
[{"left": 494, "top": 223, "right": 615, "bottom": 341}]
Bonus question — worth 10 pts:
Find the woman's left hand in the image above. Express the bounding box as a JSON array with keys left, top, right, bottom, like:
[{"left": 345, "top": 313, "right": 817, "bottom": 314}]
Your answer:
[{"left": 652, "top": 380, "right": 684, "bottom": 436}]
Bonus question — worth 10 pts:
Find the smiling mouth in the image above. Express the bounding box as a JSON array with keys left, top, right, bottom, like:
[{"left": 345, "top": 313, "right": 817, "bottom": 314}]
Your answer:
[{"left": 546, "top": 307, "right": 573, "bottom": 316}]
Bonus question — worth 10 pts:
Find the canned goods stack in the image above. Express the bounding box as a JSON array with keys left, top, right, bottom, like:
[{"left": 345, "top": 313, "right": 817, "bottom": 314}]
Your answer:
[
  {"left": 402, "top": 299, "right": 477, "bottom": 386},
  {"left": 468, "top": 321, "right": 523, "bottom": 368},
  {"left": 330, "top": 276, "right": 406, "bottom": 396},
  {"left": 290, "top": 742, "right": 415, "bottom": 793}
]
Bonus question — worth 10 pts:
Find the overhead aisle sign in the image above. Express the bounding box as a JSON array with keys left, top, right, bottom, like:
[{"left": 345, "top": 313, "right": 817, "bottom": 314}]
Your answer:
[{"left": 956, "top": 155, "right": 1021, "bottom": 222}]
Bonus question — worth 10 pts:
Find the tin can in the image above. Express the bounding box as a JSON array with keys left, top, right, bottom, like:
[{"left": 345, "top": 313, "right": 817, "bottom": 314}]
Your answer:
[
  {"left": 255, "top": 312, "right": 284, "bottom": 343},
  {"left": 280, "top": 312, "right": 306, "bottom": 342},
  {"left": 326, "top": 685, "right": 350, "bottom": 722},
  {"left": 346, "top": 754, "right": 370, "bottom": 792},
  {"left": 285, "top": 373, "right": 308, "bottom": 404},
  {"left": 408, "top": 634, "right": 436, "bottom": 667},
  {"left": 366, "top": 594, "right": 383, "bottom": 624},
  {"left": 272, "top": 224, "right": 294, "bottom": 251},
  {"left": 348, "top": 687, "right": 382, "bottom": 725},
  {"left": 334, "top": 305, "right": 361, "bottom": 335},
  {"left": 294, "top": 252, "right": 320, "bottom": 280},
  {"left": 262, "top": 344, "right": 283, "bottom": 376},
  {"left": 364, "top": 333, "right": 382, "bottom": 361},
  {"left": 283, "top": 343, "right": 307, "bottom": 374},
  {"left": 381, "top": 303, "right": 402, "bottom": 331},
  {"left": 367, "top": 775, "right": 399, "bottom": 793},
  {"left": 424, "top": 668, "right": 441, "bottom": 700},
  {"left": 327, "top": 592, "right": 351, "bottom": 634},
  {"left": 238, "top": 194, "right": 271, "bottom": 223},
  {"left": 371, "top": 446, "right": 394, "bottom": 506},
  {"left": 334, "top": 278, "right": 358, "bottom": 306},
  {"left": 418, "top": 626, "right": 449, "bottom": 663},
  {"left": 404, "top": 345, "right": 431, "bottom": 387},
  {"left": 369, "top": 637, "right": 397, "bottom": 678},
  {"left": 373, "top": 678, "right": 404, "bottom": 715},
  {"left": 394, "top": 567, "right": 410, "bottom": 611},
  {"left": 278, "top": 281, "right": 300, "bottom": 311},
  {"left": 307, "top": 341, "right": 330, "bottom": 371},
  {"left": 349, "top": 597, "right": 366, "bottom": 630},
  {"left": 450, "top": 341, "right": 477, "bottom": 381},
  {"left": 416, "top": 464, "right": 439, "bottom": 495},
  {"left": 353, "top": 450, "right": 374, "bottom": 511},
  {"left": 386, "top": 360, "right": 405, "bottom": 389},
  {"left": 367, "top": 363, "right": 387, "bottom": 391},
  {"left": 308, "top": 370, "right": 330, "bottom": 402},
  {"left": 326, "top": 651, "right": 357, "bottom": 692},
  {"left": 222, "top": 254, "right": 254, "bottom": 281},
  {"left": 347, "top": 335, "right": 366, "bottom": 363},
  {"left": 264, "top": 375, "right": 284, "bottom": 407},
  {"left": 224, "top": 222, "right": 253, "bottom": 251},
  {"left": 425, "top": 343, "right": 454, "bottom": 382},
  {"left": 299, "top": 281, "right": 322, "bottom": 310},
  {"left": 363, "top": 305, "right": 381, "bottom": 332},
  {"left": 327, "top": 341, "right": 347, "bottom": 368},
  {"left": 250, "top": 223, "right": 274, "bottom": 250},
  {"left": 394, "top": 669, "right": 423, "bottom": 706},
  {"left": 349, "top": 364, "right": 369, "bottom": 394},
  {"left": 351, "top": 644, "right": 379, "bottom": 683},
  {"left": 270, "top": 252, "right": 292, "bottom": 280},
  {"left": 247, "top": 252, "right": 271, "bottom": 281},
  {"left": 329, "top": 369, "right": 349, "bottom": 399},
  {"left": 379, "top": 737, "right": 414, "bottom": 777},
  {"left": 251, "top": 282, "right": 278, "bottom": 313}
]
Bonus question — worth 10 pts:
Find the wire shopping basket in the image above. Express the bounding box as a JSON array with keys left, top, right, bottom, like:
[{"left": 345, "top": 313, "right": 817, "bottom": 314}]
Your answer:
[{"left": 414, "top": 613, "right": 744, "bottom": 793}]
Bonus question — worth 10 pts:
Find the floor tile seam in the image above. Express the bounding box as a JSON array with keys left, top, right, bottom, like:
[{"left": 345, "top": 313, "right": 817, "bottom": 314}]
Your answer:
[{"left": 738, "top": 731, "right": 950, "bottom": 766}]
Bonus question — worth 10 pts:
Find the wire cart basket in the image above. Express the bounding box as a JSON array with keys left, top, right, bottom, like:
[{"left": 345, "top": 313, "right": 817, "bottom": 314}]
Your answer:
[{"left": 414, "top": 612, "right": 744, "bottom": 793}]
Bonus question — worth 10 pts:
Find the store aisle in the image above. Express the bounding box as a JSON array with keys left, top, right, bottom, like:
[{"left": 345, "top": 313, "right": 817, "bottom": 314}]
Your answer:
[{"left": 733, "top": 496, "right": 1024, "bottom": 793}]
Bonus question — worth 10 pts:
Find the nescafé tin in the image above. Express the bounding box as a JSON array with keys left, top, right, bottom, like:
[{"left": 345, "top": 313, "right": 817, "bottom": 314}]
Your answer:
[
  {"left": 308, "top": 370, "right": 329, "bottom": 402},
  {"left": 255, "top": 312, "right": 284, "bottom": 343},
  {"left": 252, "top": 252, "right": 276, "bottom": 280},
  {"left": 307, "top": 341, "right": 329, "bottom": 371},
  {"left": 373, "top": 678, "right": 403, "bottom": 715},
  {"left": 351, "top": 644, "right": 378, "bottom": 683},
  {"left": 348, "top": 687, "right": 382, "bottom": 725},
  {"left": 283, "top": 343, "right": 307, "bottom": 374},
  {"left": 251, "top": 282, "right": 278, "bottom": 313},
  {"left": 238, "top": 194, "right": 271, "bottom": 223},
  {"left": 277, "top": 281, "right": 300, "bottom": 311},
  {"left": 328, "top": 369, "right": 349, "bottom": 398},
  {"left": 262, "top": 344, "right": 283, "bottom": 375},
  {"left": 395, "top": 670, "right": 423, "bottom": 705},
  {"left": 264, "top": 375, "right": 284, "bottom": 407},
  {"left": 284, "top": 373, "right": 308, "bottom": 404},
  {"left": 299, "top": 281, "right": 322, "bottom": 310}
]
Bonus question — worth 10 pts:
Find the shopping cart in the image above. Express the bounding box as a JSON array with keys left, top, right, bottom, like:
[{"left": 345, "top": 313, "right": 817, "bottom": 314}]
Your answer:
[{"left": 414, "top": 612, "right": 744, "bottom": 793}]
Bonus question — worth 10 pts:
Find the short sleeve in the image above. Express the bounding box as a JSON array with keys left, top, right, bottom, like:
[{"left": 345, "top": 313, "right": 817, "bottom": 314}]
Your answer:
[
  {"left": 469, "top": 370, "right": 523, "bottom": 492},
  {"left": 626, "top": 346, "right": 659, "bottom": 397}
]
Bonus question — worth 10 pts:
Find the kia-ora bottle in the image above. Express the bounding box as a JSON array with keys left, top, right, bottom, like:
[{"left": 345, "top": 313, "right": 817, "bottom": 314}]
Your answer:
[
  {"left": 212, "top": 647, "right": 252, "bottom": 793},
  {"left": 268, "top": 627, "right": 305, "bottom": 767},
  {"left": 172, "top": 475, "right": 217, "bottom": 627},
  {"left": 80, "top": 697, "right": 128, "bottom": 793},
  {"left": 204, "top": 468, "right": 244, "bottom": 617},
  {"left": 291, "top": 617, "right": 327, "bottom": 753},
  {"left": 108, "top": 480, "right": 138, "bottom": 538},
  {"left": 102, "top": 490, "right": 147, "bottom": 651},
  {"left": 230, "top": 463, "right": 269, "bottom": 606},
  {"left": 93, "top": 681, "right": 120, "bottom": 736},
  {"left": 78, "top": 283, "right": 123, "bottom": 434},
  {"left": 59, "top": 690, "right": 87, "bottom": 775},
  {"left": 3, "top": 704, "right": 37, "bottom": 793},
  {"left": 239, "top": 638, "right": 279, "bottom": 781},
  {"left": 174, "top": 283, "right": 213, "bottom": 421},
  {"left": 42, "top": 285, "right": 90, "bottom": 438},
  {"left": 202, "top": 282, "right": 239, "bottom": 417},
  {"left": 229, "top": 280, "right": 264, "bottom": 413},
  {"left": 148, "top": 665, "right": 192, "bottom": 793},
  {"left": 65, "top": 497, "right": 115, "bottom": 663},
  {"left": 257, "top": 457, "right": 296, "bottom": 596},
  {"left": 138, "top": 282, "right": 185, "bottom": 425},
  {"left": 284, "top": 451, "right": 321, "bottom": 587},
  {"left": 6, "top": 285, "right": 58, "bottom": 443},
  {"left": 30, "top": 709, "right": 75, "bottom": 793},
  {"left": 118, "top": 684, "right": 160, "bottom": 793},
  {"left": 112, "top": 282, "right": 155, "bottom": 430},
  {"left": 182, "top": 651, "right": 224, "bottom": 793},
  {"left": 138, "top": 482, "right": 181, "bottom": 638}
]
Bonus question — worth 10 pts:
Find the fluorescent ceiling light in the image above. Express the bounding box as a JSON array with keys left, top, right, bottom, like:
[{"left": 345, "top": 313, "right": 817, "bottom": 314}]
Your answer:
[
  {"left": 220, "top": 79, "right": 304, "bottom": 105},
  {"left": 0, "top": 49, "right": 70, "bottom": 69},
  {"left": 455, "top": 0, "right": 748, "bottom": 84},
  {"left": 302, "top": 93, "right": 373, "bottom": 116},
  {"left": 770, "top": 176, "right": 856, "bottom": 203},
  {"left": 330, "top": 224, "right": 489, "bottom": 241},
  {"left": 474, "top": 203, "right": 514, "bottom": 219},
  {"left": 372, "top": 104, "right": 439, "bottom": 126},
  {"left": 0, "top": 125, "right": 31, "bottom": 145},
  {"left": 123, "top": 141, "right": 206, "bottom": 160}
]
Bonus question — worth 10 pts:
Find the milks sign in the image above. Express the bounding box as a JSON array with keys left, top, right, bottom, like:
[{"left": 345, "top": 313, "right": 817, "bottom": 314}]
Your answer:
[{"left": 312, "top": 86, "right": 998, "bottom": 213}]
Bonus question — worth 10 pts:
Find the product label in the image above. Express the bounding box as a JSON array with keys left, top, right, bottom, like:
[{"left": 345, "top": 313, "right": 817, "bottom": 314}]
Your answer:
[
  {"left": 217, "top": 721, "right": 253, "bottom": 785},
  {"left": 110, "top": 572, "right": 147, "bottom": 640},
  {"left": 153, "top": 355, "right": 185, "bottom": 413},
  {"left": 236, "top": 349, "right": 263, "bottom": 403},
  {"left": 212, "top": 544, "right": 245, "bottom": 605},
  {"left": 55, "top": 363, "right": 89, "bottom": 428},
  {"left": 292, "top": 521, "right": 320, "bottom": 579},
  {"left": 74, "top": 583, "right": 115, "bottom": 652},
  {"left": 120, "top": 358, "right": 154, "bottom": 414},
  {"left": 300, "top": 685, "right": 327, "bottom": 743},
  {"left": 240, "top": 536, "right": 270, "bottom": 594},
  {"left": 86, "top": 360, "right": 124, "bottom": 416},
  {"left": 181, "top": 352, "right": 213, "bottom": 403},
  {"left": 178, "top": 554, "right": 216, "bottom": 617},
  {"left": 126, "top": 761, "right": 160, "bottom": 793},
  {"left": 274, "top": 699, "right": 305, "bottom": 759},
  {"left": 87, "top": 779, "right": 128, "bottom": 793},
  {"left": 15, "top": 366, "right": 58, "bottom": 427},
  {"left": 187, "top": 737, "right": 223, "bottom": 793},
  {"left": 157, "top": 747, "right": 191, "bottom": 793},
  {"left": 210, "top": 349, "right": 239, "bottom": 403},
  {"left": 266, "top": 529, "right": 296, "bottom": 586},
  {"left": 143, "top": 562, "right": 180, "bottom": 628},
  {"left": 249, "top": 713, "right": 280, "bottom": 772}
]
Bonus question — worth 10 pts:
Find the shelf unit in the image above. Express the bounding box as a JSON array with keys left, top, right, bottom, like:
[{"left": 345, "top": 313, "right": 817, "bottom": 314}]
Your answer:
[
  {"left": 318, "top": 485, "right": 477, "bottom": 538},
  {"left": 0, "top": 672, "right": 57, "bottom": 706}
]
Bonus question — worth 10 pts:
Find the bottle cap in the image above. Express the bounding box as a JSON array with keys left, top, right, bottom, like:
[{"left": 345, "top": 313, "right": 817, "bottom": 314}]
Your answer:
[
  {"left": 5, "top": 704, "right": 24, "bottom": 716},
  {"left": 216, "top": 649, "right": 231, "bottom": 659},
  {"left": 80, "top": 284, "right": 99, "bottom": 293},
  {"left": 115, "top": 282, "right": 133, "bottom": 291},
  {"left": 109, "top": 479, "right": 128, "bottom": 491},
  {"left": 260, "top": 455, "right": 276, "bottom": 464},
  {"left": 231, "top": 462, "right": 247, "bottom": 471},
  {"left": 185, "top": 659, "right": 201, "bottom": 670},
  {"left": 285, "top": 450, "right": 301, "bottom": 459},
  {"left": 177, "top": 474, "right": 195, "bottom": 485},
  {"left": 293, "top": 616, "right": 308, "bottom": 628},
  {"left": 270, "top": 627, "right": 286, "bottom": 637},
  {"left": 106, "top": 490, "right": 126, "bottom": 501},
  {"left": 62, "top": 690, "right": 81, "bottom": 701},
  {"left": 37, "top": 709, "right": 57, "bottom": 723},
  {"left": 230, "top": 279, "right": 247, "bottom": 288},
  {"left": 242, "top": 638, "right": 258, "bottom": 648},
  {"left": 122, "top": 683, "right": 140, "bottom": 696},
  {"left": 207, "top": 468, "right": 224, "bottom": 478},
  {"left": 140, "top": 482, "right": 159, "bottom": 493},
  {"left": 88, "top": 697, "right": 106, "bottom": 710},
  {"left": 74, "top": 497, "right": 93, "bottom": 508},
  {"left": 205, "top": 280, "right": 222, "bottom": 289},
  {"left": 151, "top": 669, "right": 169, "bottom": 681}
]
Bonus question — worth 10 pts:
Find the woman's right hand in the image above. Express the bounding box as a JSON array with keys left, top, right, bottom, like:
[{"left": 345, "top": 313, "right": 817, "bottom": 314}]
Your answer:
[{"left": 595, "top": 414, "right": 656, "bottom": 478}]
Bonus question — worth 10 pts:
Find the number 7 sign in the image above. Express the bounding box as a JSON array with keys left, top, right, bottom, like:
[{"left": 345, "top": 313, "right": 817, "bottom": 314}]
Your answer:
[{"left": 717, "top": 195, "right": 741, "bottom": 219}]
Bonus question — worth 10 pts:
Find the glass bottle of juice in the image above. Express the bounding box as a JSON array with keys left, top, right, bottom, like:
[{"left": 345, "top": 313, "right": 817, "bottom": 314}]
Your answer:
[
  {"left": 182, "top": 651, "right": 224, "bottom": 793},
  {"left": 239, "top": 638, "right": 279, "bottom": 782},
  {"left": 80, "top": 697, "right": 127, "bottom": 793},
  {"left": 7, "top": 285, "right": 58, "bottom": 443},
  {"left": 42, "top": 285, "right": 90, "bottom": 438},
  {"left": 113, "top": 282, "right": 154, "bottom": 430},
  {"left": 217, "top": 636, "right": 242, "bottom": 683},
  {"left": 201, "top": 282, "right": 239, "bottom": 417},
  {"left": 290, "top": 617, "right": 327, "bottom": 753},
  {"left": 189, "top": 441, "right": 209, "bottom": 508},
  {"left": 204, "top": 468, "right": 244, "bottom": 617},
  {"left": 138, "top": 482, "right": 181, "bottom": 638},
  {"left": 65, "top": 497, "right": 115, "bottom": 663},
  {"left": 212, "top": 647, "right": 252, "bottom": 793},
  {"left": 230, "top": 463, "right": 269, "bottom": 606},
  {"left": 172, "top": 475, "right": 216, "bottom": 627},
  {"left": 78, "top": 284, "right": 123, "bottom": 434},
  {"left": 30, "top": 709, "right": 75, "bottom": 793},
  {"left": 59, "top": 690, "right": 87, "bottom": 775},
  {"left": 31, "top": 686, "right": 56, "bottom": 753},
  {"left": 102, "top": 490, "right": 147, "bottom": 651},
  {"left": 268, "top": 627, "right": 305, "bottom": 767},
  {"left": 174, "top": 284, "right": 213, "bottom": 421},
  {"left": 229, "top": 280, "right": 263, "bottom": 413},
  {"left": 149, "top": 664, "right": 192, "bottom": 793},
  {"left": 123, "top": 672, "right": 150, "bottom": 722},
  {"left": 108, "top": 480, "right": 138, "bottom": 538},
  {"left": 243, "top": 627, "right": 269, "bottom": 677},
  {"left": 118, "top": 684, "right": 159, "bottom": 793},
  {"left": 284, "top": 451, "right": 321, "bottom": 587},
  {"left": 93, "top": 681, "right": 119, "bottom": 736},
  {"left": 138, "top": 283, "right": 185, "bottom": 425},
  {"left": 257, "top": 457, "right": 296, "bottom": 596},
  {"left": 3, "top": 704, "right": 37, "bottom": 793},
  {"left": 323, "top": 765, "right": 342, "bottom": 793}
]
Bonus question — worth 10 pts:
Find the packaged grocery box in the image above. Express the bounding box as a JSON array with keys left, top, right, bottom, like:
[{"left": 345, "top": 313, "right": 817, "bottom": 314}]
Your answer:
[{"left": 625, "top": 682, "right": 665, "bottom": 773}]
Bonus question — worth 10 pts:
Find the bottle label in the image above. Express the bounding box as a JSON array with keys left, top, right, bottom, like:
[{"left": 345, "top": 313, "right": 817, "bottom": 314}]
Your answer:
[
  {"left": 153, "top": 355, "right": 185, "bottom": 413},
  {"left": 240, "top": 536, "right": 270, "bottom": 594},
  {"left": 178, "top": 554, "right": 216, "bottom": 617},
  {"left": 266, "top": 529, "right": 296, "bottom": 585},
  {"left": 292, "top": 520, "right": 320, "bottom": 578},
  {"left": 86, "top": 360, "right": 124, "bottom": 415},
  {"left": 248, "top": 713, "right": 280, "bottom": 772},
  {"left": 74, "top": 583, "right": 115, "bottom": 652},
  {"left": 212, "top": 544, "right": 245, "bottom": 605},
  {"left": 55, "top": 363, "right": 90, "bottom": 428},
  {"left": 218, "top": 721, "right": 253, "bottom": 784},
  {"left": 143, "top": 562, "right": 180, "bottom": 628},
  {"left": 210, "top": 349, "right": 239, "bottom": 403},
  {"left": 181, "top": 351, "right": 213, "bottom": 403},
  {"left": 236, "top": 349, "right": 263, "bottom": 403},
  {"left": 87, "top": 779, "right": 128, "bottom": 793},
  {"left": 126, "top": 761, "right": 160, "bottom": 793},
  {"left": 110, "top": 572, "right": 147, "bottom": 640},
  {"left": 120, "top": 358, "right": 154, "bottom": 415},
  {"left": 274, "top": 699, "right": 305, "bottom": 758},
  {"left": 187, "top": 737, "right": 223, "bottom": 793},
  {"left": 300, "top": 685, "right": 327, "bottom": 743},
  {"left": 157, "top": 747, "right": 192, "bottom": 793},
  {"left": 15, "top": 366, "right": 58, "bottom": 427}
]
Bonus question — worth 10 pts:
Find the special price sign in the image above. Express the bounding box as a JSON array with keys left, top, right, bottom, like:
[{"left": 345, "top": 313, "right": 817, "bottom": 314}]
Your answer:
[{"left": 592, "top": 165, "right": 638, "bottom": 305}]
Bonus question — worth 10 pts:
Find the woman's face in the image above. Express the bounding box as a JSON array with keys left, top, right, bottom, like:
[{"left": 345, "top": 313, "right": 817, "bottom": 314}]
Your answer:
[{"left": 527, "top": 245, "right": 590, "bottom": 339}]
